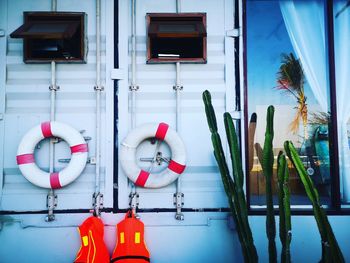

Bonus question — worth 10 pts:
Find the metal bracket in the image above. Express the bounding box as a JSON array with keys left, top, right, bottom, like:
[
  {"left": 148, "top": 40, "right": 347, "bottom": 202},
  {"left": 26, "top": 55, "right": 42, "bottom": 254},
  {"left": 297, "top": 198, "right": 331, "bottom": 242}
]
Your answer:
[
  {"left": 49, "top": 85, "right": 60, "bottom": 91},
  {"left": 94, "top": 85, "right": 104, "bottom": 91},
  {"left": 92, "top": 192, "right": 104, "bottom": 216},
  {"left": 139, "top": 152, "right": 170, "bottom": 165},
  {"left": 111, "top": 68, "right": 126, "bottom": 80},
  {"left": 46, "top": 193, "right": 58, "bottom": 222},
  {"left": 173, "top": 192, "right": 184, "bottom": 220},
  {"left": 0, "top": 29, "right": 5, "bottom": 37},
  {"left": 83, "top": 136, "right": 92, "bottom": 141},
  {"left": 173, "top": 85, "right": 183, "bottom": 91},
  {"left": 51, "top": 137, "right": 60, "bottom": 143},
  {"left": 58, "top": 157, "right": 95, "bottom": 164},
  {"left": 226, "top": 28, "right": 240, "bottom": 38},
  {"left": 89, "top": 157, "right": 96, "bottom": 164},
  {"left": 129, "top": 192, "right": 139, "bottom": 211},
  {"left": 129, "top": 85, "right": 139, "bottom": 91}
]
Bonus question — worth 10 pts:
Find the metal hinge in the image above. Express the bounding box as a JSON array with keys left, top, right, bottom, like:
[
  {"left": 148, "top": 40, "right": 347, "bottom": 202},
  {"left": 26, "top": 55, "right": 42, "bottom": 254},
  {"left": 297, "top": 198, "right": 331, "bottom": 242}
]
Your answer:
[
  {"left": 129, "top": 85, "right": 139, "bottom": 91},
  {"left": 92, "top": 192, "right": 104, "bottom": 216},
  {"left": 129, "top": 192, "right": 139, "bottom": 211},
  {"left": 226, "top": 28, "right": 240, "bottom": 38},
  {"left": 173, "top": 85, "right": 183, "bottom": 91},
  {"left": 173, "top": 192, "right": 184, "bottom": 221},
  {"left": 46, "top": 193, "right": 58, "bottom": 222}
]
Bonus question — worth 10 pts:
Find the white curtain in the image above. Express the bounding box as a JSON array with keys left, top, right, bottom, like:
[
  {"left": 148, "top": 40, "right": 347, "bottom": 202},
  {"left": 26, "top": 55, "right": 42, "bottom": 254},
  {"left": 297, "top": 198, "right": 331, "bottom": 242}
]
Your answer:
[
  {"left": 334, "top": 0, "right": 350, "bottom": 202},
  {"left": 279, "top": 0, "right": 328, "bottom": 112},
  {"left": 280, "top": 0, "right": 350, "bottom": 202}
]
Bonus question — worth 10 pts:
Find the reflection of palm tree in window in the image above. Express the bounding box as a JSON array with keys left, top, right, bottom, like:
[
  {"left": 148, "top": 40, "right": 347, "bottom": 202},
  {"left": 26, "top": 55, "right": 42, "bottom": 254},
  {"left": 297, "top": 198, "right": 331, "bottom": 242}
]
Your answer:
[
  {"left": 335, "top": 0, "right": 350, "bottom": 18},
  {"left": 276, "top": 53, "right": 308, "bottom": 139}
]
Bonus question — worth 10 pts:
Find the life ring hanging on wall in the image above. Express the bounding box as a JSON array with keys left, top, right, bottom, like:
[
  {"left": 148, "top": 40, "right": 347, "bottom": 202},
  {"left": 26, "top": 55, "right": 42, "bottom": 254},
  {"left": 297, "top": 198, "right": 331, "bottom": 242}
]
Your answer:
[
  {"left": 120, "top": 122, "right": 186, "bottom": 188},
  {"left": 16, "top": 121, "right": 88, "bottom": 189}
]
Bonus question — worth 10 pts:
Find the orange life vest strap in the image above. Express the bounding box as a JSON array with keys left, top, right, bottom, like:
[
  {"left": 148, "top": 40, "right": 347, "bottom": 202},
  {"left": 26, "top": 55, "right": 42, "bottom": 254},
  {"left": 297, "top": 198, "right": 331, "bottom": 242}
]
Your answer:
[{"left": 111, "top": 255, "right": 150, "bottom": 262}]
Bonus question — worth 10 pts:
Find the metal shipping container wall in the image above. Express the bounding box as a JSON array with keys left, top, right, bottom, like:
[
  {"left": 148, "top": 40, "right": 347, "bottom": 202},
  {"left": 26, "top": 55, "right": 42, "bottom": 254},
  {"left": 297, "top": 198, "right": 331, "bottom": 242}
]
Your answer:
[
  {"left": 117, "top": 0, "right": 237, "bottom": 210},
  {"left": 0, "top": 0, "right": 114, "bottom": 212},
  {"left": 0, "top": 0, "right": 241, "bottom": 262}
]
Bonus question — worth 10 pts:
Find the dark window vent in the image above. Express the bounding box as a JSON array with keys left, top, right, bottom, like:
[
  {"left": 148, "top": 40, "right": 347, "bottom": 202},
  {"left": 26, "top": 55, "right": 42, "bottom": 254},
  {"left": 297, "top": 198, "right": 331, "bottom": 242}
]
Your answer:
[
  {"left": 147, "top": 13, "right": 207, "bottom": 63},
  {"left": 10, "top": 12, "right": 87, "bottom": 63}
]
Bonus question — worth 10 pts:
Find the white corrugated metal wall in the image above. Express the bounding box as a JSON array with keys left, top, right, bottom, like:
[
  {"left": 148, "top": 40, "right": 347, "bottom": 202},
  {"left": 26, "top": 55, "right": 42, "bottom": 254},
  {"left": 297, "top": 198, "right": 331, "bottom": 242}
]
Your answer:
[
  {"left": 0, "top": 0, "right": 237, "bottom": 213},
  {"left": 0, "top": 1, "right": 242, "bottom": 262},
  {"left": 0, "top": 0, "right": 114, "bottom": 211},
  {"left": 117, "top": 0, "right": 236, "bottom": 210}
]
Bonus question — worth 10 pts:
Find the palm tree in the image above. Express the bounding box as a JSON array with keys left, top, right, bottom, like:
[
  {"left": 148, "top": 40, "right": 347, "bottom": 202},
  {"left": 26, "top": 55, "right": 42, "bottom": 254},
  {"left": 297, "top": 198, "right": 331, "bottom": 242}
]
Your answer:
[{"left": 276, "top": 53, "right": 308, "bottom": 139}]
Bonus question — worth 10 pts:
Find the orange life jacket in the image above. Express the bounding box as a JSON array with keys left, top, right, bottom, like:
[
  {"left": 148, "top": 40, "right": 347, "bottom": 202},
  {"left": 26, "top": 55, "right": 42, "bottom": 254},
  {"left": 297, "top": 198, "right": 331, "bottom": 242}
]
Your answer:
[
  {"left": 111, "top": 211, "right": 150, "bottom": 263},
  {"left": 74, "top": 216, "right": 110, "bottom": 263}
]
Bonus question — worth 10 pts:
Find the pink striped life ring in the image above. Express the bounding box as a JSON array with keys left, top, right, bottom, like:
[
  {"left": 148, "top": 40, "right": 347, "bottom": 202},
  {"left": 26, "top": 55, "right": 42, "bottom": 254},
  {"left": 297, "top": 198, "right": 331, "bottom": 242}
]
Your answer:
[
  {"left": 120, "top": 122, "right": 186, "bottom": 188},
  {"left": 16, "top": 121, "right": 88, "bottom": 189}
]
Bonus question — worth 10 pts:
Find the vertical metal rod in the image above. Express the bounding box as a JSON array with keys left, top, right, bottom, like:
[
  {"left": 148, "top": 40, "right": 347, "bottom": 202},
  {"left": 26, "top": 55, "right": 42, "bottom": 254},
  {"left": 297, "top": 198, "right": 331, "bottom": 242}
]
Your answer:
[
  {"left": 49, "top": 61, "right": 56, "bottom": 175},
  {"left": 130, "top": 0, "right": 138, "bottom": 214},
  {"left": 131, "top": 0, "right": 137, "bottom": 129},
  {"left": 95, "top": 0, "right": 101, "bottom": 195},
  {"left": 174, "top": 0, "right": 184, "bottom": 220},
  {"left": 131, "top": 0, "right": 136, "bottom": 88},
  {"left": 175, "top": 62, "right": 181, "bottom": 144},
  {"left": 176, "top": 0, "right": 181, "bottom": 13},
  {"left": 51, "top": 0, "right": 57, "bottom": 12},
  {"left": 92, "top": 0, "right": 103, "bottom": 217},
  {"left": 47, "top": 0, "right": 57, "bottom": 221},
  {"left": 49, "top": 63, "right": 56, "bottom": 169}
]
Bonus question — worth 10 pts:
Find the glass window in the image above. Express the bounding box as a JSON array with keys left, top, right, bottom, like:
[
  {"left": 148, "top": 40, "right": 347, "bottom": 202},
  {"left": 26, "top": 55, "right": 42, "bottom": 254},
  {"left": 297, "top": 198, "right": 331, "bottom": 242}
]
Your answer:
[
  {"left": 333, "top": 0, "right": 350, "bottom": 206},
  {"left": 245, "top": 0, "right": 332, "bottom": 208}
]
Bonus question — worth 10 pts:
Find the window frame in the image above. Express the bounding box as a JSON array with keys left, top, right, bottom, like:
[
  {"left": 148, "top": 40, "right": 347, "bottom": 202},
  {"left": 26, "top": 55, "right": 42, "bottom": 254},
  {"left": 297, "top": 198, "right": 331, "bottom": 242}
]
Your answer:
[
  {"left": 242, "top": 0, "right": 348, "bottom": 215},
  {"left": 10, "top": 11, "right": 86, "bottom": 63},
  {"left": 146, "top": 13, "right": 207, "bottom": 64}
]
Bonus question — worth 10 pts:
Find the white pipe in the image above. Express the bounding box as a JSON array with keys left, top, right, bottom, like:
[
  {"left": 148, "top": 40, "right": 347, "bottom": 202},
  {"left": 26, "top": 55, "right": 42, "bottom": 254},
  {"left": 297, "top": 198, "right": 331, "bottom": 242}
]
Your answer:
[
  {"left": 130, "top": 0, "right": 137, "bottom": 129},
  {"left": 175, "top": 62, "right": 181, "bottom": 133},
  {"left": 131, "top": 0, "right": 136, "bottom": 87},
  {"left": 175, "top": 0, "right": 183, "bottom": 219},
  {"left": 176, "top": 0, "right": 181, "bottom": 13},
  {"left": 48, "top": 0, "right": 57, "bottom": 220},
  {"left": 129, "top": 0, "right": 138, "bottom": 212},
  {"left": 95, "top": 0, "right": 101, "bottom": 195},
  {"left": 131, "top": 92, "right": 136, "bottom": 128},
  {"left": 96, "top": 0, "right": 101, "bottom": 88},
  {"left": 49, "top": 61, "right": 56, "bottom": 174},
  {"left": 51, "top": 0, "right": 57, "bottom": 12},
  {"left": 175, "top": 62, "right": 182, "bottom": 196}
]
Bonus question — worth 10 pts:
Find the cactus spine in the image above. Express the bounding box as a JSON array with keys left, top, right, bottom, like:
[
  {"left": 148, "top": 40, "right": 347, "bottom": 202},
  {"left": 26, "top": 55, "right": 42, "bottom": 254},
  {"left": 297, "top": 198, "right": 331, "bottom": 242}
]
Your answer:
[
  {"left": 261, "top": 105, "right": 277, "bottom": 263},
  {"left": 277, "top": 152, "right": 291, "bottom": 263},
  {"left": 203, "top": 90, "right": 258, "bottom": 263},
  {"left": 284, "top": 141, "right": 344, "bottom": 263}
]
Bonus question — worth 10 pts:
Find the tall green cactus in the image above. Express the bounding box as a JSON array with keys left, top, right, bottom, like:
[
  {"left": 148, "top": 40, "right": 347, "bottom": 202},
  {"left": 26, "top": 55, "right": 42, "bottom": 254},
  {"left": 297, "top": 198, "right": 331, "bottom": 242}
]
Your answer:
[
  {"left": 203, "top": 90, "right": 258, "bottom": 263},
  {"left": 277, "top": 152, "right": 291, "bottom": 263},
  {"left": 284, "top": 141, "right": 344, "bottom": 263},
  {"left": 261, "top": 105, "right": 277, "bottom": 263}
]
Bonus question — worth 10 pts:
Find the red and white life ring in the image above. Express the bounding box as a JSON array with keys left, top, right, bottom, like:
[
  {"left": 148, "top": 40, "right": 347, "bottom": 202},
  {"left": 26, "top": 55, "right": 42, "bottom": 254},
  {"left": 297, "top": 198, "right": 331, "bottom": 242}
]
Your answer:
[
  {"left": 16, "top": 121, "right": 88, "bottom": 189},
  {"left": 120, "top": 123, "right": 186, "bottom": 188}
]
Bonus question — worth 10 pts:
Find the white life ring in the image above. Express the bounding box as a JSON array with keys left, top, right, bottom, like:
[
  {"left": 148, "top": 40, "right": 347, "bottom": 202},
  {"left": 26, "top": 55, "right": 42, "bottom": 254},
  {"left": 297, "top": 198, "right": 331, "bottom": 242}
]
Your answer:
[
  {"left": 120, "top": 122, "right": 186, "bottom": 188},
  {"left": 16, "top": 121, "right": 88, "bottom": 189}
]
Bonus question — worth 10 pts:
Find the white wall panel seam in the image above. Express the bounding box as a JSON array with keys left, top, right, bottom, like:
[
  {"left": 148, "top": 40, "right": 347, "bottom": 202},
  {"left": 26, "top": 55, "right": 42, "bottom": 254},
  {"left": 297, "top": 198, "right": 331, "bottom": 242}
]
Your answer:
[
  {"left": 0, "top": 0, "right": 8, "bottom": 205},
  {"left": 117, "top": 0, "right": 131, "bottom": 209},
  {"left": 104, "top": 0, "right": 115, "bottom": 207}
]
